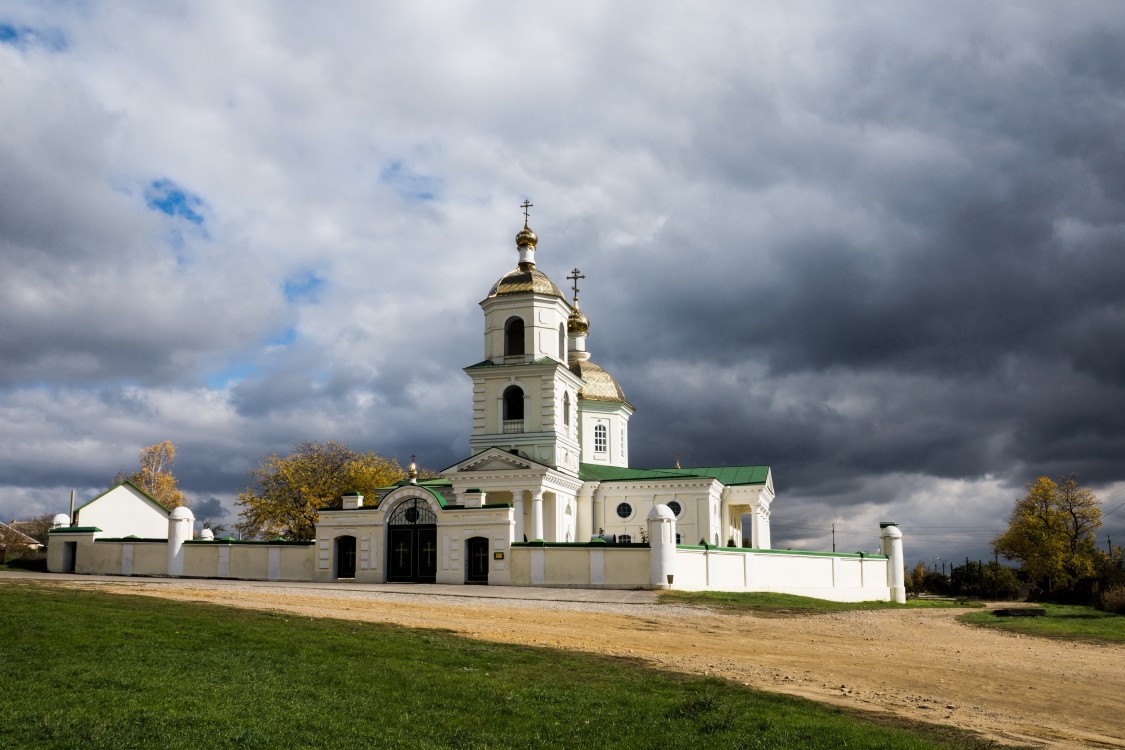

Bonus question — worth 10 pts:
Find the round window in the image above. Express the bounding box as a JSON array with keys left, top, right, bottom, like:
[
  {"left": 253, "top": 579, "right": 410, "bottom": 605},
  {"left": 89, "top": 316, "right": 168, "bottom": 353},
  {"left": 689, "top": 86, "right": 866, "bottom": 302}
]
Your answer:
[
  {"left": 616, "top": 502, "right": 632, "bottom": 519},
  {"left": 666, "top": 501, "right": 682, "bottom": 517}
]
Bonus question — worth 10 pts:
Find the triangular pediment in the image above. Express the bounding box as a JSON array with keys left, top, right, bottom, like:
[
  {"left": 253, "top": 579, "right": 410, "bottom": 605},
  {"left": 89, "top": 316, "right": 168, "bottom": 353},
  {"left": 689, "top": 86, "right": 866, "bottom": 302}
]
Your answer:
[{"left": 444, "top": 447, "right": 549, "bottom": 475}]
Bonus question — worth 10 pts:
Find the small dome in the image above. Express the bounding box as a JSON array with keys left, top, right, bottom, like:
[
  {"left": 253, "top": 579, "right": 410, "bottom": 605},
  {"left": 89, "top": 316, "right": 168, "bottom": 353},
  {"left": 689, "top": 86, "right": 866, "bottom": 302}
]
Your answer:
[
  {"left": 567, "top": 303, "right": 589, "bottom": 335},
  {"left": 570, "top": 360, "right": 627, "bottom": 403},
  {"left": 169, "top": 506, "right": 195, "bottom": 521},
  {"left": 515, "top": 224, "right": 538, "bottom": 248},
  {"left": 51, "top": 513, "right": 70, "bottom": 527},
  {"left": 487, "top": 267, "right": 565, "bottom": 298},
  {"left": 648, "top": 504, "right": 676, "bottom": 521},
  {"left": 199, "top": 528, "right": 214, "bottom": 540}
]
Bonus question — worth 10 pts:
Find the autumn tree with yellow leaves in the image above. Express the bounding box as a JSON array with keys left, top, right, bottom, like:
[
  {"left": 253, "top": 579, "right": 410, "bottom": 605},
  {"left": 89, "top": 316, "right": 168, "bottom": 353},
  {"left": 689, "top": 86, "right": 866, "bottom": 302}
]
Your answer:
[
  {"left": 992, "top": 474, "right": 1102, "bottom": 594},
  {"left": 235, "top": 441, "right": 408, "bottom": 541},
  {"left": 113, "top": 440, "right": 187, "bottom": 508}
]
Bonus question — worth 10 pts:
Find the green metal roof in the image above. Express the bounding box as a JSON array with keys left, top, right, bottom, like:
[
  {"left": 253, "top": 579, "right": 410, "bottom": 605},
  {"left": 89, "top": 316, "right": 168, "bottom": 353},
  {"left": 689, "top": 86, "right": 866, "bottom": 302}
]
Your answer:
[
  {"left": 75, "top": 480, "right": 170, "bottom": 513},
  {"left": 578, "top": 464, "right": 769, "bottom": 486}
]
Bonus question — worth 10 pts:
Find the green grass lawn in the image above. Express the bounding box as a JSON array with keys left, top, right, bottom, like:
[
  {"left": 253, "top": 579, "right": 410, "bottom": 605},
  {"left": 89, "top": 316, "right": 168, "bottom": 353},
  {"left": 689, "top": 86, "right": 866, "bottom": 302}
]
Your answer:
[
  {"left": 660, "top": 590, "right": 985, "bottom": 615},
  {"left": 0, "top": 583, "right": 993, "bottom": 750},
  {"left": 959, "top": 603, "right": 1125, "bottom": 644}
]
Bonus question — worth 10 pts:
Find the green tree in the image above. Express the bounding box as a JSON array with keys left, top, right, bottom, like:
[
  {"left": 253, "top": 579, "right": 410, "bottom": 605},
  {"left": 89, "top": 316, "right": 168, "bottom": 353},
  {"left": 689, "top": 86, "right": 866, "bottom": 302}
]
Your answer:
[
  {"left": 992, "top": 474, "right": 1102, "bottom": 594},
  {"left": 113, "top": 440, "right": 187, "bottom": 508},
  {"left": 910, "top": 561, "right": 926, "bottom": 594},
  {"left": 235, "top": 441, "right": 406, "bottom": 541}
]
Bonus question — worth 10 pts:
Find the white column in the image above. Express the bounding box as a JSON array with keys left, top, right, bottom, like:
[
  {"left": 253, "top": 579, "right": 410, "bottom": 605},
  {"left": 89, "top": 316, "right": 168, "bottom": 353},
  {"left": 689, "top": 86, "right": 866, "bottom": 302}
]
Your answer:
[
  {"left": 880, "top": 523, "right": 906, "bottom": 604},
  {"left": 167, "top": 506, "right": 195, "bottom": 577},
  {"left": 576, "top": 483, "right": 594, "bottom": 541},
  {"left": 513, "top": 490, "right": 526, "bottom": 542},
  {"left": 531, "top": 490, "right": 544, "bottom": 541}
]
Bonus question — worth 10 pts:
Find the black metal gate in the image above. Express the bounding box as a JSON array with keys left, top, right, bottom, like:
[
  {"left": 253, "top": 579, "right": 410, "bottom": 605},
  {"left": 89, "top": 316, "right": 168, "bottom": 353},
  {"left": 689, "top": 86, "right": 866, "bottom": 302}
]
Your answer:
[
  {"left": 466, "top": 536, "right": 489, "bottom": 584},
  {"left": 386, "top": 498, "right": 437, "bottom": 583}
]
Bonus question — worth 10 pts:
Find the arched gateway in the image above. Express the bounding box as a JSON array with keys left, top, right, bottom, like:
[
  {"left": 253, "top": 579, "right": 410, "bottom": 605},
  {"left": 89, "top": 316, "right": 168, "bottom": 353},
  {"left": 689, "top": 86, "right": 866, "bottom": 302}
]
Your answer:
[{"left": 386, "top": 497, "right": 437, "bottom": 583}]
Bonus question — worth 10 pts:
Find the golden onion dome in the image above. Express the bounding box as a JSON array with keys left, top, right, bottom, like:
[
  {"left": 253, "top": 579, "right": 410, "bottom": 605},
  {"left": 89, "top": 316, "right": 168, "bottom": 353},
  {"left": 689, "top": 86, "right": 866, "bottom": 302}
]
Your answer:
[
  {"left": 567, "top": 303, "right": 589, "bottom": 335},
  {"left": 515, "top": 224, "right": 538, "bottom": 248},
  {"left": 569, "top": 360, "right": 627, "bottom": 403},
  {"left": 487, "top": 266, "right": 565, "bottom": 298}
]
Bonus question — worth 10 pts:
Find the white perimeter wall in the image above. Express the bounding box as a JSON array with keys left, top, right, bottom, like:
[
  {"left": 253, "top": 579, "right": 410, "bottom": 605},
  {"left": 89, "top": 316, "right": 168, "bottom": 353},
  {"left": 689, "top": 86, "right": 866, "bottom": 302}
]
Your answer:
[{"left": 673, "top": 548, "right": 891, "bottom": 602}]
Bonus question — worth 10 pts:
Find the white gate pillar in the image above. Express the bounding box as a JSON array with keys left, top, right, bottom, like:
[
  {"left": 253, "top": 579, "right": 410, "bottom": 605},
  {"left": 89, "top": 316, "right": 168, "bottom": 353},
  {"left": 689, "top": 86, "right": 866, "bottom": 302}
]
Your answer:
[
  {"left": 647, "top": 504, "right": 677, "bottom": 589},
  {"left": 880, "top": 522, "right": 906, "bottom": 603},
  {"left": 167, "top": 506, "right": 195, "bottom": 577}
]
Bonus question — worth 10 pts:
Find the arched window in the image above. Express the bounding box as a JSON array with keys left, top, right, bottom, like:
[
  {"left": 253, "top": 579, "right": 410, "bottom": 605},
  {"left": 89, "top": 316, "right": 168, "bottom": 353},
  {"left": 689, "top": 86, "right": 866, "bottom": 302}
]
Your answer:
[
  {"left": 594, "top": 423, "right": 608, "bottom": 453},
  {"left": 558, "top": 322, "right": 567, "bottom": 361},
  {"left": 563, "top": 392, "right": 571, "bottom": 427},
  {"left": 503, "top": 385, "right": 524, "bottom": 427},
  {"left": 504, "top": 317, "right": 525, "bottom": 357}
]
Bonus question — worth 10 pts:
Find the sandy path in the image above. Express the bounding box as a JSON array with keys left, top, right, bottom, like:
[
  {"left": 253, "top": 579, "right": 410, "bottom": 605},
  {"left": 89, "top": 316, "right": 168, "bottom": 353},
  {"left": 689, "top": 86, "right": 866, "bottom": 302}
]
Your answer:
[{"left": 25, "top": 578, "right": 1125, "bottom": 749}]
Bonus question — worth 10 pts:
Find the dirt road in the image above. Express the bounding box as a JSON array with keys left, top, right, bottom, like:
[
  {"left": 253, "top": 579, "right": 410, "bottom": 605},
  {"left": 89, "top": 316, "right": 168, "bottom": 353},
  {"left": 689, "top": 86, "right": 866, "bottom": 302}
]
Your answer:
[{"left": 24, "top": 577, "right": 1125, "bottom": 749}]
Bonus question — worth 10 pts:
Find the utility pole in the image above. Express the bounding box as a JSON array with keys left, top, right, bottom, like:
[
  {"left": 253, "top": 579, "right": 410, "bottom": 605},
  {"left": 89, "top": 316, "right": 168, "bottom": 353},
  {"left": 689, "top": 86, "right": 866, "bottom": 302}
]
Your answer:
[{"left": 832, "top": 523, "right": 836, "bottom": 553}]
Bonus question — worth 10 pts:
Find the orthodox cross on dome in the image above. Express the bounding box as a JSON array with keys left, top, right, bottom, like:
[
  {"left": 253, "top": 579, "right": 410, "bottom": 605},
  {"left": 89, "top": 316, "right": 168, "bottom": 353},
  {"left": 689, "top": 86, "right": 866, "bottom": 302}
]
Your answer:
[
  {"left": 566, "top": 267, "right": 586, "bottom": 300},
  {"left": 520, "top": 199, "right": 533, "bottom": 226}
]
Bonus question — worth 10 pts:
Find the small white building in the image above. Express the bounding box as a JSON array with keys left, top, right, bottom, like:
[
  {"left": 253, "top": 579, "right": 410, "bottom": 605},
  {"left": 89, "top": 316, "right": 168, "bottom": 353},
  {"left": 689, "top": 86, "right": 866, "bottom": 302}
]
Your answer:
[{"left": 71, "top": 482, "right": 171, "bottom": 539}]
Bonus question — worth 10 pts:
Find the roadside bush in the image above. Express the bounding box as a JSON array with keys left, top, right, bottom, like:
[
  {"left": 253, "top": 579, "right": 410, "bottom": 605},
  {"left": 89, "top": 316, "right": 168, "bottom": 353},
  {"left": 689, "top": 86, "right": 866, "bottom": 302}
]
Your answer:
[{"left": 1099, "top": 584, "right": 1125, "bottom": 615}]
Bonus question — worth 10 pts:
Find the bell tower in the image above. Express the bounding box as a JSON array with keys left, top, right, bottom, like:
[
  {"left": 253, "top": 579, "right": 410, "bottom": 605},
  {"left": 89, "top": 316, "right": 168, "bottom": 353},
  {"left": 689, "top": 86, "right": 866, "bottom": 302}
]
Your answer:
[{"left": 465, "top": 203, "right": 583, "bottom": 474}]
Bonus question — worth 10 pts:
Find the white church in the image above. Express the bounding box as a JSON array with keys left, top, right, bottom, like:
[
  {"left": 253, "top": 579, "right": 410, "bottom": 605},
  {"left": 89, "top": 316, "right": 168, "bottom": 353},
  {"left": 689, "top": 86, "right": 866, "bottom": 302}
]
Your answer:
[{"left": 50, "top": 206, "right": 905, "bottom": 602}]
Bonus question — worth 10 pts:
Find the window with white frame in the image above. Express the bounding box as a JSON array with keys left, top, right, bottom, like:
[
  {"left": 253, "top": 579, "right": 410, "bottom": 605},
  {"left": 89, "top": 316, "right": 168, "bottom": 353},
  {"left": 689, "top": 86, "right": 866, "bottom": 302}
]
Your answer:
[
  {"left": 618, "top": 534, "right": 632, "bottom": 544},
  {"left": 594, "top": 423, "right": 607, "bottom": 453}
]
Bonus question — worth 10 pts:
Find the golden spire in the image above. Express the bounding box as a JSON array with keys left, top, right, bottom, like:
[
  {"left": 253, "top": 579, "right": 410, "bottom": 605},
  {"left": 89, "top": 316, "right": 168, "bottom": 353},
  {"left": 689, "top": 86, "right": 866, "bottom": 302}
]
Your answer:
[
  {"left": 515, "top": 199, "right": 538, "bottom": 250},
  {"left": 566, "top": 267, "right": 589, "bottom": 334},
  {"left": 408, "top": 454, "right": 418, "bottom": 484}
]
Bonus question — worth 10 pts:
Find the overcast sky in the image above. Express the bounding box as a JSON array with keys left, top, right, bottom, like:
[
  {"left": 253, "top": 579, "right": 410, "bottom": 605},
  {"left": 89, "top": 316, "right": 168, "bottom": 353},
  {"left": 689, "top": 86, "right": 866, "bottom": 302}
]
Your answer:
[{"left": 3, "top": 2, "right": 1124, "bottom": 563}]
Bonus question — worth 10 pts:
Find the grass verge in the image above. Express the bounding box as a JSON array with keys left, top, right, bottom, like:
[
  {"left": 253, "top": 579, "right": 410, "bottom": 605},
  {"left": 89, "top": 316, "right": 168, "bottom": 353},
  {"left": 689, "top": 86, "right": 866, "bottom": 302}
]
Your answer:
[
  {"left": 959, "top": 604, "right": 1125, "bottom": 644},
  {"left": 0, "top": 582, "right": 993, "bottom": 750},
  {"left": 660, "top": 590, "right": 984, "bottom": 615}
]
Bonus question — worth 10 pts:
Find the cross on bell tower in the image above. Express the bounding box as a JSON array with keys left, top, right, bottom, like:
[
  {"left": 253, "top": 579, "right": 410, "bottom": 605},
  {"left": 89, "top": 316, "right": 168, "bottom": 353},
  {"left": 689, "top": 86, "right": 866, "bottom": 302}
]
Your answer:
[{"left": 566, "top": 267, "right": 585, "bottom": 301}]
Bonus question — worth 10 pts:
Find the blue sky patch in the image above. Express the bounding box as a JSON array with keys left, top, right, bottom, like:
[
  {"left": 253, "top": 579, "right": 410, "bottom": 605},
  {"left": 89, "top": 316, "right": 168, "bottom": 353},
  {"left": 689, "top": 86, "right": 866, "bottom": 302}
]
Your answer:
[
  {"left": 145, "top": 179, "right": 206, "bottom": 225},
  {"left": 206, "top": 362, "right": 260, "bottom": 389},
  {"left": 283, "top": 273, "right": 324, "bottom": 303},
  {"left": 0, "top": 22, "right": 67, "bottom": 51},
  {"left": 380, "top": 160, "right": 439, "bottom": 201},
  {"left": 266, "top": 327, "right": 297, "bottom": 347}
]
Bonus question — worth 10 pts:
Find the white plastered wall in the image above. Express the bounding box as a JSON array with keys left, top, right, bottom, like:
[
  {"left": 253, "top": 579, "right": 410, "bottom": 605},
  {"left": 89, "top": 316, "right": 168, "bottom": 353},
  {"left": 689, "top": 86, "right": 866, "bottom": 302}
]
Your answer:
[{"left": 74, "top": 485, "right": 170, "bottom": 539}]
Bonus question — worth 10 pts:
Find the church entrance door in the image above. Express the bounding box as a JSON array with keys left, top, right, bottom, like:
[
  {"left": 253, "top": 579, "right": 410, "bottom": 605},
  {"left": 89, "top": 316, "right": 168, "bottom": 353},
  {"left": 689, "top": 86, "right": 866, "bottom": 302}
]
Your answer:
[
  {"left": 466, "top": 536, "right": 489, "bottom": 584},
  {"left": 335, "top": 535, "right": 356, "bottom": 579},
  {"left": 386, "top": 498, "right": 438, "bottom": 583}
]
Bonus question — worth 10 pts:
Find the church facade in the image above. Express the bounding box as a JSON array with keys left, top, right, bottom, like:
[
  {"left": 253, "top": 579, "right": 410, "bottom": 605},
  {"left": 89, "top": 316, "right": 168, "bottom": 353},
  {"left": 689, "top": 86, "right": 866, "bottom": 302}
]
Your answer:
[
  {"left": 50, "top": 208, "right": 905, "bottom": 602},
  {"left": 312, "top": 209, "right": 775, "bottom": 584}
]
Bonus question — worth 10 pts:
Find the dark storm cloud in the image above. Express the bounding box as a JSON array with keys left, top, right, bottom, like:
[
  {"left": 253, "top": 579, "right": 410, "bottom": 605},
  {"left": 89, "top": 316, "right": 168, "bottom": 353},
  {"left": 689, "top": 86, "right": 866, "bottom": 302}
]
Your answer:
[{"left": 584, "top": 15, "right": 1125, "bottom": 511}]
